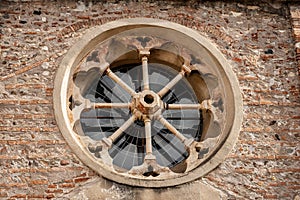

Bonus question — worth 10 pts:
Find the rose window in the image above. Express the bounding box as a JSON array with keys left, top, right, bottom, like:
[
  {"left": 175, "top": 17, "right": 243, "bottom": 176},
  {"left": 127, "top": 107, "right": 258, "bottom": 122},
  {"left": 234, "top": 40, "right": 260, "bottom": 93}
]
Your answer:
[{"left": 54, "top": 18, "right": 243, "bottom": 187}]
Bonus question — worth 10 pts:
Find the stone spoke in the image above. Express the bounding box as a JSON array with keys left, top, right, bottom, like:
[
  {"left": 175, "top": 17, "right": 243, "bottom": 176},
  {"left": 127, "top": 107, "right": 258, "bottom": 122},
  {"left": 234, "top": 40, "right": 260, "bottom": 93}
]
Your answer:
[
  {"left": 157, "top": 64, "right": 191, "bottom": 98},
  {"left": 157, "top": 115, "right": 194, "bottom": 147},
  {"left": 94, "top": 102, "right": 130, "bottom": 109},
  {"left": 144, "top": 119, "right": 152, "bottom": 155},
  {"left": 142, "top": 56, "right": 150, "bottom": 91},
  {"left": 104, "top": 115, "right": 136, "bottom": 147},
  {"left": 157, "top": 72, "right": 184, "bottom": 98},
  {"left": 105, "top": 68, "right": 136, "bottom": 97},
  {"left": 166, "top": 99, "right": 213, "bottom": 111}
]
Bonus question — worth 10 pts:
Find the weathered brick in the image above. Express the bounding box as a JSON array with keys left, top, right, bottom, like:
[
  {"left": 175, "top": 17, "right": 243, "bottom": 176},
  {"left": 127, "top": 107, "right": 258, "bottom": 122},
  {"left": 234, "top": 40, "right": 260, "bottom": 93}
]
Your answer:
[
  {"left": 60, "top": 160, "right": 70, "bottom": 166},
  {"left": 27, "top": 194, "right": 45, "bottom": 199},
  {"left": 268, "top": 182, "right": 287, "bottom": 187},
  {"left": 0, "top": 155, "right": 20, "bottom": 160},
  {"left": 74, "top": 177, "right": 90, "bottom": 183},
  {"left": 30, "top": 179, "right": 48, "bottom": 185},
  {"left": 269, "top": 168, "right": 300, "bottom": 173},
  {"left": 59, "top": 183, "right": 75, "bottom": 188},
  {"left": 47, "top": 184, "right": 57, "bottom": 188},
  {"left": 11, "top": 194, "right": 27, "bottom": 198},
  {"left": 234, "top": 168, "right": 254, "bottom": 174},
  {"left": 45, "top": 194, "right": 55, "bottom": 199},
  {"left": 45, "top": 189, "right": 63, "bottom": 194},
  {"left": 264, "top": 194, "right": 278, "bottom": 199},
  {"left": 0, "top": 183, "right": 27, "bottom": 188}
]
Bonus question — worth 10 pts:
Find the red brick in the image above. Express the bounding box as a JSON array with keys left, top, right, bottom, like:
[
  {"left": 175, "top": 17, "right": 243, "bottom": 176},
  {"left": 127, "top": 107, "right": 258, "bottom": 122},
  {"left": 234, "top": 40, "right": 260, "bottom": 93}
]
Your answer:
[
  {"left": 269, "top": 168, "right": 300, "bottom": 173},
  {"left": 45, "top": 189, "right": 63, "bottom": 194},
  {"left": 11, "top": 194, "right": 27, "bottom": 198},
  {"left": 77, "top": 172, "right": 87, "bottom": 177},
  {"left": 232, "top": 57, "right": 242, "bottom": 63},
  {"left": 64, "top": 179, "right": 74, "bottom": 183},
  {"left": 259, "top": 98, "right": 274, "bottom": 105},
  {"left": 47, "top": 184, "right": 57, "bottom": 188},
  {"left": 288, "top": 186, "right": 300, "bottom": 190},
  {"left": 46, "top": 88, "right": 53, "bottom": 96},
  {"left": 268, "top": 182, "right": 287, "bottom": 187},
  {"left": 59, "top": 183, "right": 75, "bottom": 188},
  {"left": 8, "top": 168, "right": 47, "bottom": 173},
  {"left": 45, "top": 194, "right": 55, "bottom": 199},
  {"left": 30, "top": 180, "right": 48, "bottom": 185},
  {"left": 27, "top": 194, "right": 44, "bottom": 199},
  {"left": 33, "top": 21, "right": 43, "bottom": 26},
  {"left": 7, "top": 140, "right": 30, "bottom": 145},
  {"left": 0, "top": 99, "right": 18, "bottom": 104},
  {"left": 60, "top": 160, "right": 70, "bottom": 166},
  {"left": 264, "top": 194, "right": 278, "bottom": 199},
  {"left": 74, "top": 177, "right": 90, "bottom": 183},
  {"left": 14, "top": 58, "right": 49, "bottom": 76},
  {"left": 0, "top": 155, "right": 20, "bottom": 160},
  {"left": 234, "top": 168, "right": 254, "bottom": 174},
  {"left": 238, "top": 76, "right": 258, "bottom": 81}
]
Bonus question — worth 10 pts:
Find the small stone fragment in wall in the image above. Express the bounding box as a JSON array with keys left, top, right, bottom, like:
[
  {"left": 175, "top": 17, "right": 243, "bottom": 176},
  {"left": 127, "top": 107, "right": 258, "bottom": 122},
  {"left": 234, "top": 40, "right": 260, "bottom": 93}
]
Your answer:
[
  {"left": 73, "top": 1, "right": 87, "bottom": 12},
  {"left": 41, "top": 46, "right": 49, "bottom": 51},
  {"left": 269, "top": 78, "right": 275, "bottom": 86},
  {"left": 2, "top": 52, "right": 7, "bottom": 58},
  {"left": 42, "top": 62, "right": 49, "bottom": 69},
  {"left": 288, "top": 72, "right": 295, "bottom": 77},
  {"left": 230, "top": 11, "right": 242, "bottom": 17},
  {"left": 42, "top": 71, "right": 50, "bottom": 76}
]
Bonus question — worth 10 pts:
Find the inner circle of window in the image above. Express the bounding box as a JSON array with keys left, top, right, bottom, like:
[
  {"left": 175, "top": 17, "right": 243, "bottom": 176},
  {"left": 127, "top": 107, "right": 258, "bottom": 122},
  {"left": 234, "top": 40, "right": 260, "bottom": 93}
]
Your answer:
[
  {"left": 71, "top": 31, "right": 223, "bottom": 177},
  {"left": 78, "top": 63, "right": 203, "bottom": 172}
]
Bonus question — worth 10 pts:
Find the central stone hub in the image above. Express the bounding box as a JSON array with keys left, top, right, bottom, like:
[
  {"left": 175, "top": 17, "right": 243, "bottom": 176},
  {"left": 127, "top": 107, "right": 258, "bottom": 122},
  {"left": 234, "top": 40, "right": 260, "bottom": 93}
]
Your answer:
[{"left": 131, "top": 90, "right": 162, "bottom": 118}]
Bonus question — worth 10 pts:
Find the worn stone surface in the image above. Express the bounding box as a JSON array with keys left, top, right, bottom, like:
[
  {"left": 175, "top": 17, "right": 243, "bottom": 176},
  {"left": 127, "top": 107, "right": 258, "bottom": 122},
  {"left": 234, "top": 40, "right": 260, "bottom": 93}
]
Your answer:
[
  {"left": 0, "top": 0, "right": 299, "bottom": 199},
  {"left": 63, "top": 177, "right": 226, "bottom": 200}
]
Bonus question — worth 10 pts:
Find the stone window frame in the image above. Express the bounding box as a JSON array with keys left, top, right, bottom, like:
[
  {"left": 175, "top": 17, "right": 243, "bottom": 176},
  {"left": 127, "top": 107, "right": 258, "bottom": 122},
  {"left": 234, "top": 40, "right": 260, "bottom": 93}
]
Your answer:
[{"left": 53, "top": 18, "right": 243, "bottom": 187}]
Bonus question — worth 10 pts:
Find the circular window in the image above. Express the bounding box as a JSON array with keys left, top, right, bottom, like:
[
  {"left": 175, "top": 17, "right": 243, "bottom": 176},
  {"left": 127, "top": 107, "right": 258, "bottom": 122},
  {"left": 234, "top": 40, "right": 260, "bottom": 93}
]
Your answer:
[{"left": 54, "top": 18, "right": 243, "bottom": 187}]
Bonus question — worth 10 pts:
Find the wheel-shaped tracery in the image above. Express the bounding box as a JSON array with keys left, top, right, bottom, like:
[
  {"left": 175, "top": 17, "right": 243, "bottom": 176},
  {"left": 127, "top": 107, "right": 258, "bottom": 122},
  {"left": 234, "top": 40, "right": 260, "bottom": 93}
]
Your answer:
[{"left": 54, "top": 18, "right": 242, "bottom": 187}]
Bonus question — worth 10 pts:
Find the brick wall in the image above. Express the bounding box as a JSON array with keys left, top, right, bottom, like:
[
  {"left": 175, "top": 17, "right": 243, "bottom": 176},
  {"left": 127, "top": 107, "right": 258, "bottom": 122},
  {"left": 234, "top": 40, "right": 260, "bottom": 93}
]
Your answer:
[{"left": 0, "top": 0, "right": 299, "bottom": 199}]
